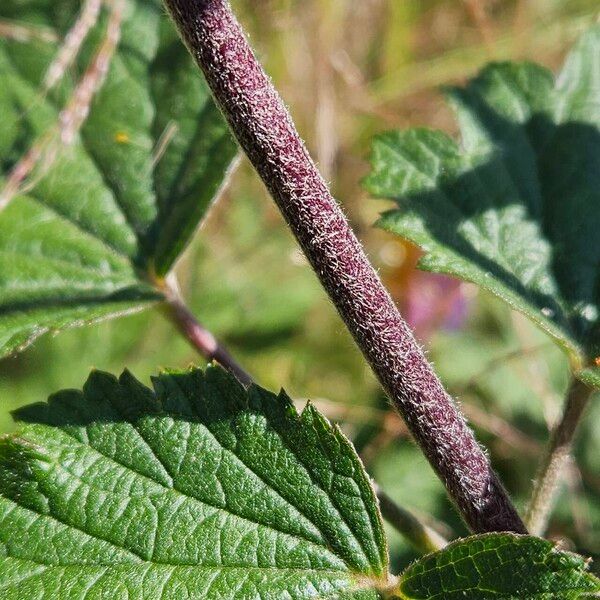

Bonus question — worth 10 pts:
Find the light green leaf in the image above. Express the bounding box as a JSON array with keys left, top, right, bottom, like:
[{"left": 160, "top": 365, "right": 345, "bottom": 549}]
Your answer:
[
  {"left": 364, "top": 26, "right": 600, "bottom": 379},
  {"left": 0, "top": 365, "right": 390, "bottom": 599},
  {"left": 0, "top": 0, "right": 237, "bottom": 357},
  {"left": 395, "top": 533, "right": 600, "bottom": 599}
]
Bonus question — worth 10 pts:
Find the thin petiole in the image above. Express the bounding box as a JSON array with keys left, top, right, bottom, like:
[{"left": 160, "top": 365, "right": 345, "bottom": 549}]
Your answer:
[
  {"left": 526, "top": 377, "right": 594, "bottom": 535},
  {"left": 161, "top": 276, "right": 252, "bottom": 387}
]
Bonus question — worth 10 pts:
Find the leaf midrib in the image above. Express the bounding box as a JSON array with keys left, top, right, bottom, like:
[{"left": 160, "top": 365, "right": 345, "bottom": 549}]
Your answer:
[
  {"left": 1, "top": 498, "right": 367, "bottom": 580},
  {"left": 0, "top": 250, "right": 134, "bottom": 284},
  {"left": 4, "top": 23, "right": 160, "bottom": 268},
  {"left": 0, "top": 558, "right": 357, "bottom": 575},
  {"left": 23, "top": 188, "right": 137, "bottom": 262}
]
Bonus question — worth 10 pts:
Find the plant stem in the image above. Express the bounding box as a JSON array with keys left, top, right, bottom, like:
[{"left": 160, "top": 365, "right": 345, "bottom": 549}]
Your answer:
[
  {"left": 526, "top": 377, "right": 593, "bottom": 535},
  {"left": 373, "top": 483, "right": 447, "bottom": 555},
  {"left": 162, "top": 280, "right": 252, "bottom": 387},
  {"left": 162, "top": 0, "right": 526, "bottom": 534}
]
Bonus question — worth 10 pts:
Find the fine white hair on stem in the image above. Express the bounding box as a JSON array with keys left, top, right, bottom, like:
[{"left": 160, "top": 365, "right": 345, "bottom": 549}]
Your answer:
[
  {"left": 0, "top": 0, "right": 124, "bottom": 212},
  {"left": 42, "top": 0, "right": 102, "bottom": 92}
]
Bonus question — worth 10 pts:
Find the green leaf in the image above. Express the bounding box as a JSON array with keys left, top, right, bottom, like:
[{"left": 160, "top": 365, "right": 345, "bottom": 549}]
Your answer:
[
  {"left": 364, "top": 26, "right": 600, "bottom": 377},
  {"left": 0, "top": 365, "right": 390, "bottom": 599},
  {"left": 0, "top": 0, "right": 236, "bottom": 357},
  {"left": 395, "top": 533, "right": 600, "bottom": 599}
]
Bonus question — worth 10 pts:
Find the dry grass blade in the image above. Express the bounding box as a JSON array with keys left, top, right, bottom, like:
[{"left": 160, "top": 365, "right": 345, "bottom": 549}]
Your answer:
[
  {"left": 151, "top": 121, "right": 179, "bottom": 168},
  {"left": 0, "top": 131, "right": 54, "bottom": 211},
  {"left": 0, "top": 0, "right": 124, "bottom": 212},
  {"left": 59, "top": 0, "right": 124, "bottom": 144},
  {"left": 0, "top": 19, "right": 57, "bottom": 43},
  {"left": 43, "top": 0, "right": 102, "bottom": 92}
]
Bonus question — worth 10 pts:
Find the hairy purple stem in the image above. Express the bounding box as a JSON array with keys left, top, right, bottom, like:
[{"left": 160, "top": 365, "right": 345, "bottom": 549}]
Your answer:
[{"left": 163, "top": 0, "right": 525, "bottom": 534}]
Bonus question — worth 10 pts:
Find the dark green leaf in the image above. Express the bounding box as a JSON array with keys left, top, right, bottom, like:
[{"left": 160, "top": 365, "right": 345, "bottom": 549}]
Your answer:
[
  {"left": 395, "top": 533, "right": 600, "bottom": 599},
  {"left": 0, "top": 365, "right": 390, "bottom": 599},
  {"left": 364, "top": 26, "right": 600, "bottom": 381},
  {"left": 0, "top": 0, "right": 236, "bottom": 357}
]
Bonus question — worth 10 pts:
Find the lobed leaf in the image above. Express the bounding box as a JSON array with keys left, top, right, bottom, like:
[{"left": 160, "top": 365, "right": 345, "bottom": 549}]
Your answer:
[
  {"left": 0, "top": 0, "right": 237, "bottom": 357},
  {"left": 395, "top": 533, "right": 600, "bottom": 599},
  {"left": 0, "top": 365, "right": 390, "bottom": 599},
  {"left": 364, "top": 26, "right": 600, "bottom": 382},
  {"left": 2, "top": 366, "right": 599, "bottom": 598}
]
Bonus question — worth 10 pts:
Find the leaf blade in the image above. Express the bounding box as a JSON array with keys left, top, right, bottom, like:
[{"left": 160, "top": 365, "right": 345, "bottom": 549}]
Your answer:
[
  {"left": 0, "top": 0, "right": 236, "bottom": 357},
  {"left": 0, "top": 366, "right": 389, "bottom": 599},
  {"left": 365, "top": 27, "right": 600, "bottom": 369},
  {"left": 395, "top": 533, "right": 600, "bottom": 599}
]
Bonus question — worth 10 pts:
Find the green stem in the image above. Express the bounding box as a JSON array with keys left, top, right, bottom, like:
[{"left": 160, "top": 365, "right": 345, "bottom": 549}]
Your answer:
[
  {"left": 526, "top": 377, "right": 593, "bottom": 535},
  {"left": 374, "top": 483, "right": 447, "bottom": 555}
]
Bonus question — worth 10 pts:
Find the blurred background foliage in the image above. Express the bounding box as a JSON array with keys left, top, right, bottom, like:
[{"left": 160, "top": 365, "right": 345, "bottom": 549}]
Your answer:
[{"left": 1, "top": 0, "right": 598, "bottom": 572}]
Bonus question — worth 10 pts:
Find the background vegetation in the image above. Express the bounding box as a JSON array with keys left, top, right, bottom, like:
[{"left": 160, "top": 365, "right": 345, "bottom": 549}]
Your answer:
[{"left": 1, "top": 0, "right": 598, "bottom": 573}]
